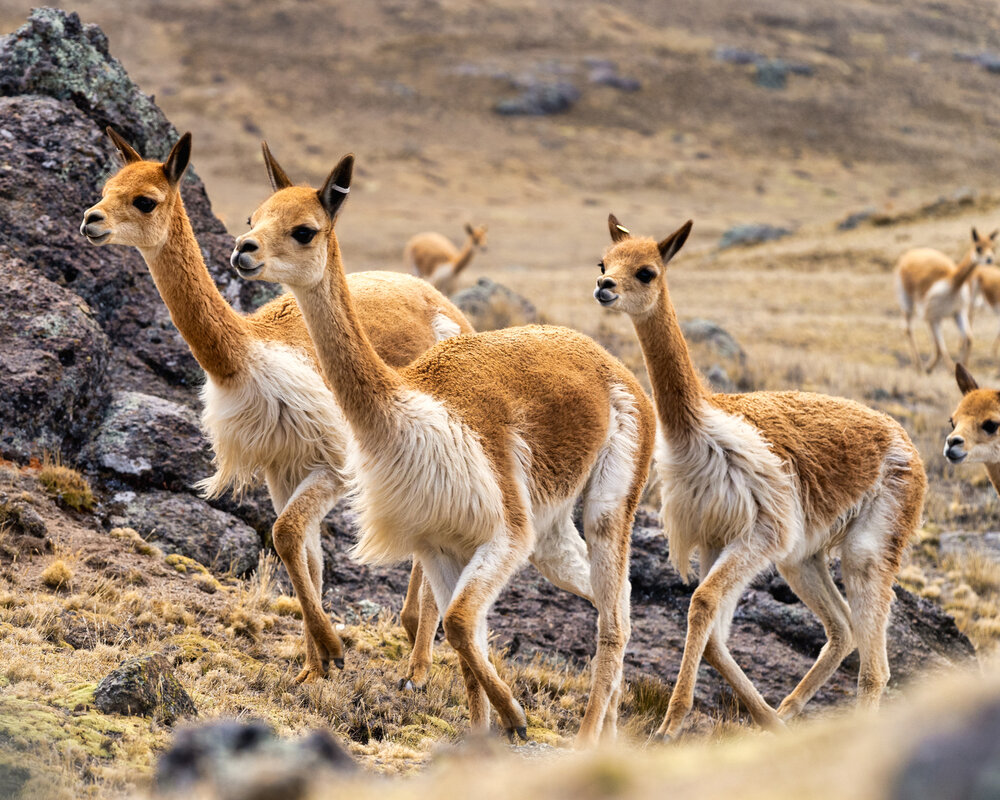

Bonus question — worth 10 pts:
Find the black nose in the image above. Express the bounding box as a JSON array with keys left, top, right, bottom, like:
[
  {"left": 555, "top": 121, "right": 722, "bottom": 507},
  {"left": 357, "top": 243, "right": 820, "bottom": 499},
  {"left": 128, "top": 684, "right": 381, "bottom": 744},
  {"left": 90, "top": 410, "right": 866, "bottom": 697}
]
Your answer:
[
  {"left": 947, "top": 436, "right": 964, "bottom": 448},
  {"left": 598, "top": 277, "right": 617, "bottom": 290},
  {"left": 238, "top": 240, "right": 258, "bottom": 254},
  {"left": 85, "top": 211, "right": 105, "bottom": 225}
]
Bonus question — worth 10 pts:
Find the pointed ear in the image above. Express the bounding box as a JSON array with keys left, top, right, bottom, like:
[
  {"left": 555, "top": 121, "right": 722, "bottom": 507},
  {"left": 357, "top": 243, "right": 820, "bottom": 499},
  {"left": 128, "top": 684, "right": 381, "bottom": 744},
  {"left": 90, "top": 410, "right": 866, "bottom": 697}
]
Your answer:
[
  {"left": 956, "top": 363, "right": 979, "bottom": 395},
  {"left": 973, "top": 227, "right": 981, "bottom": 243},
  {"left": 106, "top": 126, "right": 142, "bottom": 164},
  {"left": 318, "top": 154, "right": 354, "bottom": 220},
  {"left": 261, "top": 141, "right": 293, "bottom": 192},
  {"left": 608, "top": 214, "right": 631, "bottom": 243},
  {"left": 162, "top": 132, "right": 192, "bottom": 186},
  {"left": 464, "top": 223, "right": 474, "bottom": 236},
  {"left": 658, "top": 220, "right": 693, "bottom": 264},
  {"left": 991, "top": 229, "right": 999, "bottom": 241}
]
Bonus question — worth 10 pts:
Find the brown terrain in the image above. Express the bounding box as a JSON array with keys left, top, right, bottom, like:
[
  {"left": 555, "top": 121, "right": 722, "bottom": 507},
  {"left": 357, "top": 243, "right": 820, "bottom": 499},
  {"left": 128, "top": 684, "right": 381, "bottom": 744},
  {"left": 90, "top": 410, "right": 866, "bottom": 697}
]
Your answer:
[{"left": 3, "top": 2, "right": 1000, "bottom": 798}]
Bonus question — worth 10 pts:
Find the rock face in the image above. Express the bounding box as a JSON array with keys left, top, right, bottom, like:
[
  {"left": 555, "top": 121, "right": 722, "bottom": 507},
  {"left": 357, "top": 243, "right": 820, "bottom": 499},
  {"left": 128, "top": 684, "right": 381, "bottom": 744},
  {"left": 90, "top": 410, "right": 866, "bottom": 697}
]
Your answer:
[
  {"left": 81, "top": 391, "right": 214, "bottom": 491},
  {"left": 0, "top": 256, "right": 110, "bottom": 461},
  {"left": 451, "top": 277, "right": 539, "bottom": 330},
  {"left": 108, "top": 490, "right": 260, "bottom": 576},
  {"left": 95, "top": 654, "right": 197, "bottom": 724}
]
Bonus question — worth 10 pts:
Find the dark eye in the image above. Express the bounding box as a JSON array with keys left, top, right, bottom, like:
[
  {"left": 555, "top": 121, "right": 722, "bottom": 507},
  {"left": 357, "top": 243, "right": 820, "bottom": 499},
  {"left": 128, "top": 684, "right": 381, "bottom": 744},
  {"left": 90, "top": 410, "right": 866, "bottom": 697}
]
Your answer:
[
  {"left": 636, "top": 267, "right": 656, "bottom": 284},
  {"left": 598, "top": 260, "right": 605, "bottom": 274},
  {"left": 949, "top": 418, "right": 954, "bottom": 428},
  {"left": 132, "top": 196, "right": 157, "bottom": 213},
  {"left": 983, "top": 420, "right": 999, "bottom": 435},
  {"left": 291, "top": 226, "right": 317, "bottom": 244},
  {"left": 246, "top": 217, "right": 251, "bottom": 227}
]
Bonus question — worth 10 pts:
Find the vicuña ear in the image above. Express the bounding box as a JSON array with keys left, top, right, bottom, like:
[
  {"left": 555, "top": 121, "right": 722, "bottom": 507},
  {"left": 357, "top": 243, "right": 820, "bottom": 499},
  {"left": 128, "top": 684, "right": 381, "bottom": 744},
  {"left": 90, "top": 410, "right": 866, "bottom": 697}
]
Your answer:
[
  {"left": 608, "top": 214, "right": 631, "bottom": 243},
  {"left": 464, "top": 223, "right": 474, "bottom": 236},
  {"left": 106, "top": 127, "right": 142, "bottom": 164},
  {"left": 261, "top": 141, "right": 293, "bottom": 191},
  {"left": 990, "top": 229, "right": 999, "bottom": 241},
  {"left": 956, "top": 363, "right": 979, "bottom": 395},
  {"left": 658, "top": 220, "right": 693, "bottom": 264},
  {"left": 163, "top": 132, "right": 192, "bottom": 186},
  {"left": 318, "top": 154, "right": 354, "bottom": 220},
  {"left": 973, "top": 227, "right": 981, "bottom": 243}
]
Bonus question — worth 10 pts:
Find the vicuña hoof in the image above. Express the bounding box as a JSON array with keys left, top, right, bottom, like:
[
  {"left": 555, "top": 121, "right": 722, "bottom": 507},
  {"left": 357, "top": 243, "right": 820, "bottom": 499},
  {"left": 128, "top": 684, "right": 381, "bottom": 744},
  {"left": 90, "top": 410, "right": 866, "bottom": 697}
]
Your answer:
[
  {"left": 397, "top": 678, "right": 426, "bottom": 692},
  {"left": 333, "top": 658, "right": 345, "bottom": 670},
  {"left": 505, "top": 725, "right": 528, "bottom": 742},
  {"left": 294, "top": 666, "right": 325, "bottom": 685}
]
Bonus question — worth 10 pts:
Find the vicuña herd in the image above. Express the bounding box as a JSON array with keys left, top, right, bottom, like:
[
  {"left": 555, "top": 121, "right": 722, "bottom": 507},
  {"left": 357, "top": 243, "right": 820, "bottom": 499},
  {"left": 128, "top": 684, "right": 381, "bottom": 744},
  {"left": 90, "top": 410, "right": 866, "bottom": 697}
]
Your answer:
[{"left": 77, "top": 129, "right": 991, "bottom": 746}]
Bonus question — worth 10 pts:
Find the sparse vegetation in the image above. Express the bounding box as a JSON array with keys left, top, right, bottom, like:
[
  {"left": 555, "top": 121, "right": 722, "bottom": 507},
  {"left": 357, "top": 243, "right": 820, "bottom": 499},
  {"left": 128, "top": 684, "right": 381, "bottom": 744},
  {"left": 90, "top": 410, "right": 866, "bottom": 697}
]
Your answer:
[
  {"left": 37, "top": 459, "right": 94, "bottom": 512},
  {"left": 39, "top": 559, "right": 72, "bottom": 590}
]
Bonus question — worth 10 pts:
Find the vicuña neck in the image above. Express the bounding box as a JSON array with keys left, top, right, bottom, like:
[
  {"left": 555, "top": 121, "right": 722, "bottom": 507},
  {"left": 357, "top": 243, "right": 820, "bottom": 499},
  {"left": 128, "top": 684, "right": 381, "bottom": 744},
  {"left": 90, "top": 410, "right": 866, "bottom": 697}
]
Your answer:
[
  {"left": 451, "top": 236, "right": 477, "bottom": 276},
  {"left": 631, "top": 287, "right": 706, "bottom": 439},
  {"left": 985, "top": 463, "right": 1000, "bottom": 497},
  {"left": 289, "top": 234, "right": 403, "bottom": 441},
  {"left": 952, "top": 249, "right": 979, "bottom": 289},
  {"left": 139, "top": 197, "right": 249, "bottom": 380}
]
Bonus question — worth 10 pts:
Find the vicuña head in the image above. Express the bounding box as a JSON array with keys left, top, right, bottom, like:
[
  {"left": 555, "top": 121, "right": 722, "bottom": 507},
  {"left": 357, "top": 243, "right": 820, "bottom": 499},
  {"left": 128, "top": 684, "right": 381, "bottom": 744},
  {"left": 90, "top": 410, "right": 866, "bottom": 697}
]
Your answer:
[
  {"left": 972, "top": 227, "right": 998, "bottom": 267},
  {"left": 945, "top": 363, "right": 1000, "bottom": 465},
  {"left": 464, "top": 222, "right": 488, "bottom": 250},
  {"left": 81, "top": 128, "right": 192, "bottom": 250},
  {"left": 232, "top": 143, "right": 352, "bottom": 288},
  {"left": 594, "top": 214, "right": 691, "bottom": 318}
]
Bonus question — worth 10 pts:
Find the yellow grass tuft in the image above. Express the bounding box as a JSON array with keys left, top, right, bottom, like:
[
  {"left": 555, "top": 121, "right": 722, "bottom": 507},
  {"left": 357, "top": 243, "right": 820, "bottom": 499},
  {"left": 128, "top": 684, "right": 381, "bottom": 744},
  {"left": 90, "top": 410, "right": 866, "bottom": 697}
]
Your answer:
[
  {"left": 270, "top": 595, "right": 302, "bottom": 617},
  {"left": 109, "top": 527, "right": 162, "bottom": 558},
  {"left": 37, "top": 459, "right": 94, "bottom": 512},
  {"left": 40, "top": 560, "right": 73, "bottom": 590}
]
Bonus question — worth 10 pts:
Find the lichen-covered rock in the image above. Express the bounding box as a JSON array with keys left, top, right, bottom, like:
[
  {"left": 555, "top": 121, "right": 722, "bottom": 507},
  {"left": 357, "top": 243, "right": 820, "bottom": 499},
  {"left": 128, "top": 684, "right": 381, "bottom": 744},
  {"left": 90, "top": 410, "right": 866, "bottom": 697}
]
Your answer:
[
  {"left": 95, "top": 654, "right": 197, "bottom": 724},
  {"left": 718, "top": 223, "right": 793, "bottom": 249},
  {"left": 0, "top": 493, "right": 50, "bottom": 560},
  {"left": 108, "top": 489, "right": 261, "bottom": 576},
  {"left": 81, "top": 391, "right": 213, "bottom": 491},
  {"left": 451, "top": 277, "right": 538, "bottom": 330},
  {"left": 0, "top": 255, "right": 109, "bottom": 461},
  {"left": 681, "top": 318, "right": 753, "bottom": 391},
  {"left": 155, "top": 720, "right": 355, "bottom": 797}
]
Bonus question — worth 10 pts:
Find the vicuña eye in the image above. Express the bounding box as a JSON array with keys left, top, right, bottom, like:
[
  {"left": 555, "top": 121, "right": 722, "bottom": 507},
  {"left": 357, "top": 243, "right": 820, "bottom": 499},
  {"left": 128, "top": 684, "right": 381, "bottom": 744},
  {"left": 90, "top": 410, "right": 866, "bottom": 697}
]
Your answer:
[
  {"left": 292, "top": 226, "right": 317, "bottom": 244},
  {"left": 636, "top": 267, "right": 656, "bottom": 283},
  {"left": 246, "top": 217, "right": 252, "bottom": 227},
  {"left": 983, "top": 420, "right": 999, "bottom": 435},
  {"left": 949, "top": 418, "right": 954, "bottom": 428},
  {"left": 598, "top": 260, "right": 605, "bottom": 274},
  {"left": 132, "top": 196, "right": 157, "bottom": 213}
]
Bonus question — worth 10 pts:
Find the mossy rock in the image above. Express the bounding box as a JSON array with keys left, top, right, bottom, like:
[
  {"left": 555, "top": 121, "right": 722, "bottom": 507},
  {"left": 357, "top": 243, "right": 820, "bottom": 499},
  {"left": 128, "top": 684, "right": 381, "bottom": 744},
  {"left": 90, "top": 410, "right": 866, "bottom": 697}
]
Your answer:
[{"left": 94, "top": 654, "right": 197, "bottom": 725}]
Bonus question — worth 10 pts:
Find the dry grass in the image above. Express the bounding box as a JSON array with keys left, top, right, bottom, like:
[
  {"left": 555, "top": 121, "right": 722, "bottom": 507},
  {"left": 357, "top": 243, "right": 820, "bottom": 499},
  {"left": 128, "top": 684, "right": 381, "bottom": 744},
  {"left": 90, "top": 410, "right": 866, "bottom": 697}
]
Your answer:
[
  {"left": 37, "top": 459, "right": 95, "bottom": 513},
  {"left": 39, "top": 559, "right": 73, "bottom": 591}
]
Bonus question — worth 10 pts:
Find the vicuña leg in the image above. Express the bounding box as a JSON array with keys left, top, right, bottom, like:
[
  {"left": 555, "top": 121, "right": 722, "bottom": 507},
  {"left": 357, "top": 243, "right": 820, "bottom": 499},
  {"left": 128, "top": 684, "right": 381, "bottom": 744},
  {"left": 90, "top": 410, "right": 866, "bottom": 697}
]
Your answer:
[
  {"left": 271, "top": 470, "right": 344, "bottom": 683},
  {"left": 655, "top": 542, "right": 771, "bottom": 740},
  {"left": 926, "top": 319, "right": 950, "bottom": 373},
  {"left": 956, "top": 310, "right": 973, "bottom": 365},
  {"left": 530, "top": 511, "right": 594, "bottom": 601},
  {"left": 575, "top": 510, "right": 631, "bottom": 747},
  {"left": 904, "top": 312, "right": 923, "bottom": 373},
  {"left": 401, "top": 567, "right": 439, "bottom": 689},
  {"left": 775, "top": 553, "right": 854, "bottom": 719},
  {"left": 400, "top": 560, "right": 424, "bottom": 644},
  {"left": 435, "top": 529, "right": 532, "bottom": 738},
  {"left": 697, "top": 548, "right": 783, "bottom": 730}
]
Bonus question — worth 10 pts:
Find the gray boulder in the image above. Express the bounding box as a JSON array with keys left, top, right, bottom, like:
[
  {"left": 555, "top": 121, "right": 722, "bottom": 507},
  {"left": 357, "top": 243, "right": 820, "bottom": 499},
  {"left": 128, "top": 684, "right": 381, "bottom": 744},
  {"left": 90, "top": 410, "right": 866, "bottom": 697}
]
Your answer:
[
  {"left": 451, "top": 277, "right": 539, "bottom": 330},
  {"left": 95, "top": 654, "right": 197, "bottom": 724},
  {"left": 681, "top": 318, "right": 753, "bottom": 392},
  {"left": 109, "top": 489, "right": 260, "bottom": 576},
  {"left": 81, "top": 391, "right": 213, "bottom": 491},
  {"left": 718, "top": 223, "right": 793, "bottom": 249},
  {"left": 495, "top": 82, "right": 580, "bottom": 115},
  {"left": 0, "top": 256, "right": 109, "bottom": 461}
]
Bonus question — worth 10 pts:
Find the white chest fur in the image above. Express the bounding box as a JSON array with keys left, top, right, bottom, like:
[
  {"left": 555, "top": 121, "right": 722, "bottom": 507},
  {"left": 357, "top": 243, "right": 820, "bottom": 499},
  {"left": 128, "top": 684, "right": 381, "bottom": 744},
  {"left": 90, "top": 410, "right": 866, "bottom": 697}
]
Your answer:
[{"left": 196, "top": 341, "right": 348, "bottom": 502}]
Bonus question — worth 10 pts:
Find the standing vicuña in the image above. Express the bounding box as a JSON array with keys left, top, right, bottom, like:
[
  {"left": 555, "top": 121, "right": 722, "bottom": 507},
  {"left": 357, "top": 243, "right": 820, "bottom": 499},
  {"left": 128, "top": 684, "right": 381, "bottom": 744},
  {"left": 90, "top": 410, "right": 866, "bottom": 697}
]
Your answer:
[
  {"left": 970, "top": 265, "right": 1000, "bottom": 359},
  {"left": 405, "top": 223, "right": 487, "bottom": 296},
  {"left": 945, "top": 363, "right": 1000, "bottom": 496},
  {"left": 81, "top": 130, "right": 474, "bottom": 684},
  {"left": 895, "top": 228, "right": 996, "bottom": 373},
  {"left": 595, "top": 215, "right": 926, "bottom": 740},
  {"left": 232, "top": 148, "right": 655, "bottom": 746}
]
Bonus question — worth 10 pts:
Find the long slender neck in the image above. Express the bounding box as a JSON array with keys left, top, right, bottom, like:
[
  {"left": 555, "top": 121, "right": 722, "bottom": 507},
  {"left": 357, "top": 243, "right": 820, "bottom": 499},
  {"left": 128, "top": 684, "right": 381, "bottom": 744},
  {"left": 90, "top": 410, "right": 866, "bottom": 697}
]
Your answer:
[
  {"left": 451, "top": 236, "right": 477, "bottom": 276},
  {"left": 952, "top": 248, "right": 979, "bottom": 290},
  {"left": 289, "top": 234, "right": 403, "bottom": 441},
  {"left": 985, "top": 463, "right": 1000, "bottom": 497},
  {"left": 631, "top": 286, "right": 707, "bottom": 439},
  {"left": 138, "top": 196, "right": 250, "bottom": 380}
]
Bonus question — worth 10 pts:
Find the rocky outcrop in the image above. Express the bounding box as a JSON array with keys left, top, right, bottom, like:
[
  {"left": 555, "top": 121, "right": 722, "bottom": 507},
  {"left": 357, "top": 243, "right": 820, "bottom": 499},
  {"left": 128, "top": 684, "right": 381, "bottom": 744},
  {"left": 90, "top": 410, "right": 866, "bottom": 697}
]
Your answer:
[
  {"left": 451, "top": 277, "right": 539, "bottom": 330},
  {"left": 95, "top": 654, "right": 197, "bottom": 724},
  {"left": 107, "top": 490, "right": 260, "bottom": 576}
]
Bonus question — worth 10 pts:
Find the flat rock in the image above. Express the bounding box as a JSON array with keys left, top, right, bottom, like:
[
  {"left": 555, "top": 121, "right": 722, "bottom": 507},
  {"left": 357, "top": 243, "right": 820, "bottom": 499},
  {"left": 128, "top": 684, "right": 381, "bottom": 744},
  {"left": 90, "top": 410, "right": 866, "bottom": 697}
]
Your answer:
[
  {"left": 108, "top": 489, "right": 261, "bottom": 576},
  {"left": 95, "top": 653, "right": 196, "bottom": 724},
  {"left": 81, "top": 391, "right": 213, "bottom": 491},
  {"left": 718, "top": 223, "right": 793, "bottom": 249}
]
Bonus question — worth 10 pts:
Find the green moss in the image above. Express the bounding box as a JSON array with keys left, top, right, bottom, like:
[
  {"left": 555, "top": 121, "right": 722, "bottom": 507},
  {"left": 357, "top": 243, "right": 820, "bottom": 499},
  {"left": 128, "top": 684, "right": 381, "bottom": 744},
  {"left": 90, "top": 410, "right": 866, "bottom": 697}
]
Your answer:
[
  {"left": 165, "top": 553, "right": 209, "bottom": 575},
  {"left": 0, "top": 697, "right": 149, "bottom": 758}
]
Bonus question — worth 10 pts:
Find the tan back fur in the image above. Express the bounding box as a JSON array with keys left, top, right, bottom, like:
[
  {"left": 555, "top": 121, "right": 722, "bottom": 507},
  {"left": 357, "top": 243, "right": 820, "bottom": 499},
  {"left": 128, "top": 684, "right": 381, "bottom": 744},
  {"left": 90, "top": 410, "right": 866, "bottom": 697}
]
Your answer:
[{"left": 405, "top": 223, "right": 488, "bottom": 293}]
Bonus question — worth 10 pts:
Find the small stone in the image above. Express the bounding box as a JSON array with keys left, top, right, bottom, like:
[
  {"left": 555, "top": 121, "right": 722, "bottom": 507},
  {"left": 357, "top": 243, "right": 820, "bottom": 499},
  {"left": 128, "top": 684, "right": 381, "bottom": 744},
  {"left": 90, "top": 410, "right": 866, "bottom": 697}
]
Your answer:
[
  {"left": 95, "top": 654, "right": 197, "bottom": 724},
  {"left": 451, "top": 278, "right": 538, "bottom": 330},
  {"left": 718, "top": 223, "right": 793, "bottom": 249},
  {"left": 494, "top": 82, "right": 580, "bottom": 116}
]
